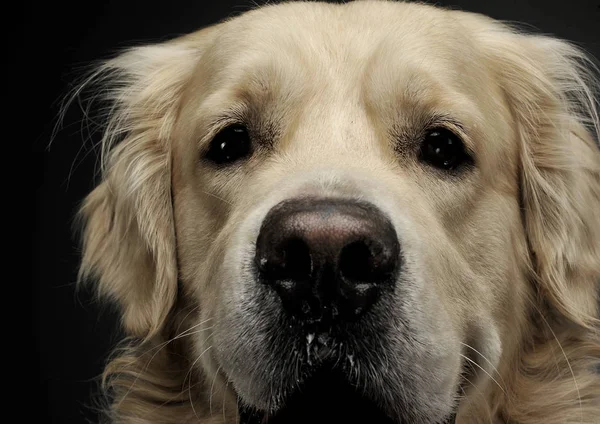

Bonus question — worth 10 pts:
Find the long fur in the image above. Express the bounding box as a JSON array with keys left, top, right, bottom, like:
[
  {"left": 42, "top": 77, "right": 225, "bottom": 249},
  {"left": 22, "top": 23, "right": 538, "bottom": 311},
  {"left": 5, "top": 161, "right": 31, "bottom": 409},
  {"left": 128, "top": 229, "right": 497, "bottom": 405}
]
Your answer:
[{"left": 66, "top": 2, "right": 600, "bottom": 423}]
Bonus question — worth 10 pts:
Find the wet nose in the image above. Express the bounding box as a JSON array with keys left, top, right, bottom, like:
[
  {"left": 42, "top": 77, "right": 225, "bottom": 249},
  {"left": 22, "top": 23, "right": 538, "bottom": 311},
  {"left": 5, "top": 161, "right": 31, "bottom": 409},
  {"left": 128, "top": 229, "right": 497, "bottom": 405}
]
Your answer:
[{"left": 255, "top": 197, "right": 400, "bottom": 325}]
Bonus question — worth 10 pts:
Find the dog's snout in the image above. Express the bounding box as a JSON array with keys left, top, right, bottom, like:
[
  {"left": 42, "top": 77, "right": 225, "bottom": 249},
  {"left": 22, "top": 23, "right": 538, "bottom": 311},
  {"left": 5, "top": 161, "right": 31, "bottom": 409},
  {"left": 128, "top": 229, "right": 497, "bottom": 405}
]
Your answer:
[{"left": 255, "top": 198, "right": 400, "bottom": 324}]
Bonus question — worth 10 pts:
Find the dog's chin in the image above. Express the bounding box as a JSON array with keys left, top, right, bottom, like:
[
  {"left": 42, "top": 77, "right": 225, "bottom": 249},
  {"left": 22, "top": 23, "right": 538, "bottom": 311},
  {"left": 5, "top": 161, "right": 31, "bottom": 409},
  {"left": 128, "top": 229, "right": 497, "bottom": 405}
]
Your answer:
[
  {"left": 237, "top": 364, "right": 457, "bottom": 424},
  {"left": 237, "top": 365, "right": 394, "bottom": 424}
]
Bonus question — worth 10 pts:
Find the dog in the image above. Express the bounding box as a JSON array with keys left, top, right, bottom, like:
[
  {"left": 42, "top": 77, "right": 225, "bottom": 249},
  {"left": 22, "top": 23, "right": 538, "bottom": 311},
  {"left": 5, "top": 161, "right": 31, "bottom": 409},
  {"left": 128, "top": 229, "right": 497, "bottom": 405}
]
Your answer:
[{"left": 71, "top": 1, "right": 600, "bottom": 423}]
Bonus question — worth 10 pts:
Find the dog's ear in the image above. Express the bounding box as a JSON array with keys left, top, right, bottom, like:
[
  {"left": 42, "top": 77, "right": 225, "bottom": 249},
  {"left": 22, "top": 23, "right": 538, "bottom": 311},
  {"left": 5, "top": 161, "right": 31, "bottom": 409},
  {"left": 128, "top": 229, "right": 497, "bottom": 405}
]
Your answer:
[
  {"left": 76, "top": 30, "right": 216, "bottom": 339},
  {"left": 483, "top": 29, "right": 600, "bottom": 327}
]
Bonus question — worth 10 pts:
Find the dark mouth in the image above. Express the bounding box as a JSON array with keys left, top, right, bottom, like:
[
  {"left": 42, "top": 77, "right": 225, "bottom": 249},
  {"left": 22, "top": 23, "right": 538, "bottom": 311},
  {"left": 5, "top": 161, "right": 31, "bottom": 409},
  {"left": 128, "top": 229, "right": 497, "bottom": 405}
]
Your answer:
[
  {"left": 235, "top": 309, "right": 462, "bottom": 424},
  {"left": 238, "top": 365, "right": 395, "bottom": 424},
  {"left": 238, "top": 362, "right": 459, "bottom": 424}
]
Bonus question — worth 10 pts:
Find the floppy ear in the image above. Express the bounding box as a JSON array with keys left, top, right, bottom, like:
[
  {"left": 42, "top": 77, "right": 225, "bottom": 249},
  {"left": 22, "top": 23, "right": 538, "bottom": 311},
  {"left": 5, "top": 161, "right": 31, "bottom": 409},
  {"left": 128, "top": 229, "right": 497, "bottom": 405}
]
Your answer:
[
  {"left": 485, "top": 30, "right": 600, "bottom": 327},
  {"left": 76, "top": 35, "right": 210, "bottom": 339}
]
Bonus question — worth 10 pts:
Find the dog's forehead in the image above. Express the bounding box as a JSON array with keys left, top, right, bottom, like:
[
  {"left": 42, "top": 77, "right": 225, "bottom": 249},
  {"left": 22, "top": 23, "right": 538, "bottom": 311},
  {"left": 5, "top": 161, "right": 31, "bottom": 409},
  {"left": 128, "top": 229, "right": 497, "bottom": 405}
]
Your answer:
[
  {"left": 187, "top": 2, "right": 490, "bottom": 123},
  {"left": 208, "top": 1, "right": 480, "bottom": 81}
]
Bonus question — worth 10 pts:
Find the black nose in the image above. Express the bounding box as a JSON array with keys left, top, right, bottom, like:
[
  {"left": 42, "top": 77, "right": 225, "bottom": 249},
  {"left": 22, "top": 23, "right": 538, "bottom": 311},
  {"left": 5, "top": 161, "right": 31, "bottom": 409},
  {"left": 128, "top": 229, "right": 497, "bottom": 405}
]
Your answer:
[{"left": 255, "top": 197, "right": 400, "bottom": 325}]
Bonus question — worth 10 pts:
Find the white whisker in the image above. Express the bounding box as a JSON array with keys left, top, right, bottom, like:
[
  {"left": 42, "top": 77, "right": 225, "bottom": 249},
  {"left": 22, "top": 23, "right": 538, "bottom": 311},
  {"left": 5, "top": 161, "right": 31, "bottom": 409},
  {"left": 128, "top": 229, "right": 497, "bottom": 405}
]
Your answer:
[
  {"left": 459, "top": 353, "right": 506, "bottom": 395},
  {"left": 209, "top": 365, "right": 223, "bottom": 416},
  {"left": 460, "top": 371, "right": 494, "bottom": 424},
  {"left": 202, "top": 191, "right": 233, "bottom": 206},
  {"left": 530, "top": 301, "right": 583, "bottom": 423},
  {"left": 114, "top": 321, "right": 215, "bottom": 410},
  {"left": 459, "top": 342, "right": 508, "bottom": 390},
  {"left": 187, "top": 345, "right": 214, "bottom": 422}
]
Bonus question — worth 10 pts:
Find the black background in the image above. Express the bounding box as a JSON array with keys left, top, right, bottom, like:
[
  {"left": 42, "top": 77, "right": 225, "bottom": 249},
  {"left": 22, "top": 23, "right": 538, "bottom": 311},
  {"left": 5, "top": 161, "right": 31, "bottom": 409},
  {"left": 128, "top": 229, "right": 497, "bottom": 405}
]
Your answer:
[{"left": 31, "top": 1, "right": 599, "bottom": 423}]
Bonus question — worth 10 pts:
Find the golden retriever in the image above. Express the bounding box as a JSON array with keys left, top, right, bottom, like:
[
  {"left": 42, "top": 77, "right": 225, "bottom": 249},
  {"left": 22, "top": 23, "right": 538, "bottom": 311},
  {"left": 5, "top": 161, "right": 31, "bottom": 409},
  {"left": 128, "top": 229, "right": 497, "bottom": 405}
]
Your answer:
[{"left": 71, "top": 1, "right": 600, "bottom": 423}]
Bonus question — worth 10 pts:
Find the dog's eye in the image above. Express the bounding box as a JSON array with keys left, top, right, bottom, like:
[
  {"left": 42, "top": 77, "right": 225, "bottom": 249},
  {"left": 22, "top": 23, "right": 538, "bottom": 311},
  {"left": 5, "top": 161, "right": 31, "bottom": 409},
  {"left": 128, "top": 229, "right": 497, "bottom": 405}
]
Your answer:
[
  {"left": 205, "top": 124, "right": 252, "bottom": 164},
  {"left": 419, "top": 128, "right": 471, "bottom": 170}
]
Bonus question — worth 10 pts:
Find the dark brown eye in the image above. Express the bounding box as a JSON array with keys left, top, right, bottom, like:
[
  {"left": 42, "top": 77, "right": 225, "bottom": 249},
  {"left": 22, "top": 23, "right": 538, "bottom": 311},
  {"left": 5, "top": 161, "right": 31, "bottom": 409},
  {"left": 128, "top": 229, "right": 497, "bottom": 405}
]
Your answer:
[
  {"left": 205, "top": 124, "right": 252, "bottom": 164},
  {"left": 419, "top": 128, "right": 472, "bottom": 170}
]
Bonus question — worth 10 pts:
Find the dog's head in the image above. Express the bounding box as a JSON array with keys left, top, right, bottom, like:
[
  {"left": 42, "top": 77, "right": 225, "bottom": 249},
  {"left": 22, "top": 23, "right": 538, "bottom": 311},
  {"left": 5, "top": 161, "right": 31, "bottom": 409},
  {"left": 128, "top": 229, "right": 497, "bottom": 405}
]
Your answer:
[{"left": 75, "top": 2, "right": 600, "bottom": 423}]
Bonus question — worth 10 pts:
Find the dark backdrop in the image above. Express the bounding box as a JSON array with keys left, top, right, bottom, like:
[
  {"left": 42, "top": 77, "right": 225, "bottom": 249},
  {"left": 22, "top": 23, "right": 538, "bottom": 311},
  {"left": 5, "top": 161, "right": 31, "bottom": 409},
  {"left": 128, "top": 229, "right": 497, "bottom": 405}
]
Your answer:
[{"left": 31, "top": 1, "right": 599, "bottom": 423}]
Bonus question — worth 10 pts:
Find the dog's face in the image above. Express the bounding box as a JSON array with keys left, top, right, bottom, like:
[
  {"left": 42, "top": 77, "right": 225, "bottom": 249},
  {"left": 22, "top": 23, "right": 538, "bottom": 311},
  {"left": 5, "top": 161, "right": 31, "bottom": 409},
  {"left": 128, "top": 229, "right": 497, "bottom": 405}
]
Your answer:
[
  {"left": 172, "top": 4, "right": 526, "bottom": 421},
  {"left": 76, "top": 2, "right": 600, "bottom": 423}
]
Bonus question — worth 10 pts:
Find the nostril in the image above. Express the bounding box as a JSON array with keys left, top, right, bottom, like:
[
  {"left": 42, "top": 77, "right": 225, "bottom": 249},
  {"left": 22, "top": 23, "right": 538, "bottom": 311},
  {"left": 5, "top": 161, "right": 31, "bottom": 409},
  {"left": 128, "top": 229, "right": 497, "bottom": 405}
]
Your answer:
[
  {"left": 339, "top": 239, "right": 397, "bottom": 285},
  {"left": 281, "top": 238, "right": 312, "bottom": 281},
  {"left": 339, "top": 240, "right": 374, "bottom": 283},
  {"left": 258, "top": 237, "right": 312, "bottom": 282},
  {"left": 337, "top": 238, "right": 396, "bottom": 320}
]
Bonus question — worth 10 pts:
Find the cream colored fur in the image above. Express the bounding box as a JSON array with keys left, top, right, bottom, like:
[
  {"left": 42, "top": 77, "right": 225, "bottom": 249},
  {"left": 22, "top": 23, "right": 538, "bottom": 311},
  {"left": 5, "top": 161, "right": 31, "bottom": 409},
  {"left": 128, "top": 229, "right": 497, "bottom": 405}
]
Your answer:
[{"left": 70, "top": 1, "right": 599, "bottom": 423}]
